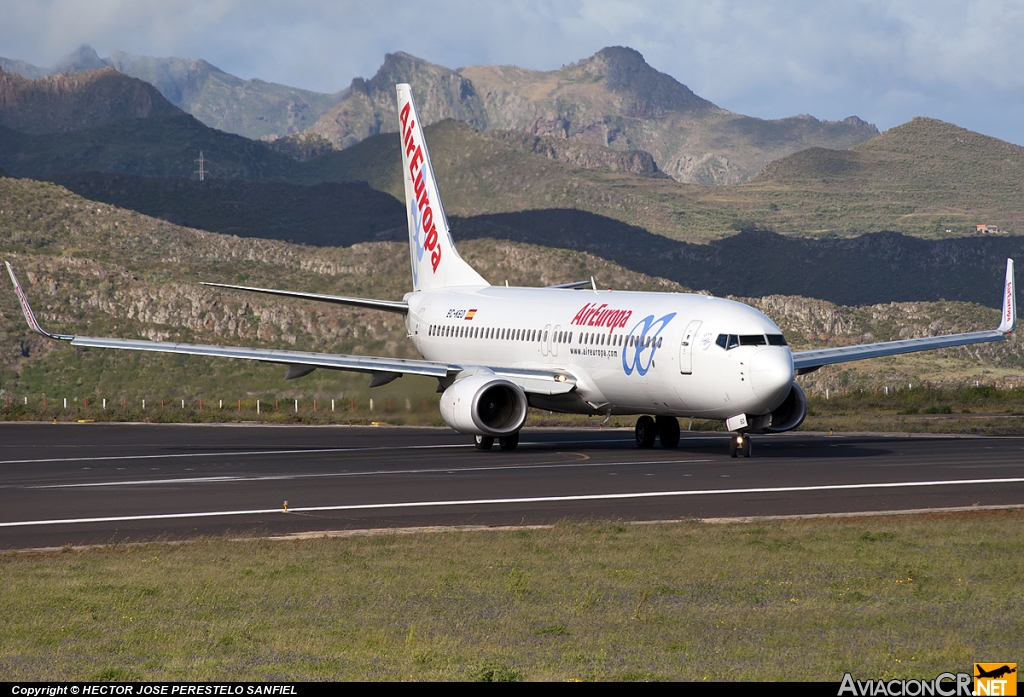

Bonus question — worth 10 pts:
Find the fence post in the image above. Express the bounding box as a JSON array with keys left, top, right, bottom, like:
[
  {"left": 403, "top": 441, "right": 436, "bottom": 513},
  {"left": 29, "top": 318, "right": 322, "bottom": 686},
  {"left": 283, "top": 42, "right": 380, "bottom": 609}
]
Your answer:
[
  {"left": 294, "top": 399, "right": 298, "bottom": 413},
  {"left": 257, "top": 400, "right": 260, "bottom": 415}
]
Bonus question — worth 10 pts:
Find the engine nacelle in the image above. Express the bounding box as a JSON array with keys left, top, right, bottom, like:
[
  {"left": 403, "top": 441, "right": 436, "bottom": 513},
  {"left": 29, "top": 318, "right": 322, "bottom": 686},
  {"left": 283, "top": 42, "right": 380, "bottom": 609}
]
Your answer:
[
  {"left": 439, "top": 374, "right": 528, "bottom": 436},
  {"left": 748, "top": 382, "right": 807, "bottom": 434}
]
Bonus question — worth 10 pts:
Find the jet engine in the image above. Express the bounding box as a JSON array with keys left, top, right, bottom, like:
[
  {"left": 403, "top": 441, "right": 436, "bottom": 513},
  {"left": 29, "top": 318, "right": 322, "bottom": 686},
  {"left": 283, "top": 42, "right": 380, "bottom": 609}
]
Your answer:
[
  {"left": 439, "top": 374, "right": 528, "bottom": 436},
  {"left": 748, "top": 382, "right": 807, "bottom": 433}
]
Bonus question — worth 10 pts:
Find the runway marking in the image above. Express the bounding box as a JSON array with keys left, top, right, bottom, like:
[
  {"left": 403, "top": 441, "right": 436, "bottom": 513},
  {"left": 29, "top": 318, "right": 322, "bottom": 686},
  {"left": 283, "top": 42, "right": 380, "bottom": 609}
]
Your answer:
[
  {"left": 4, "top": 476, "right": 1024, "bottom": 528},
  {"left": 0, "top": 439, "right": 636, "bottom": 466},
  {"left": 27, "top": 459, "right": 711, "bottom": 489}
]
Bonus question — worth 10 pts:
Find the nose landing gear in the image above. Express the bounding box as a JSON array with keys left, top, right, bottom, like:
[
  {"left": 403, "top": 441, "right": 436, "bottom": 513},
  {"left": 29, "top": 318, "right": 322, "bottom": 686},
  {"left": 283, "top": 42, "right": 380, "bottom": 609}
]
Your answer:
[{"left": 729, "top": 433, "right": 752, "bottom": 458}]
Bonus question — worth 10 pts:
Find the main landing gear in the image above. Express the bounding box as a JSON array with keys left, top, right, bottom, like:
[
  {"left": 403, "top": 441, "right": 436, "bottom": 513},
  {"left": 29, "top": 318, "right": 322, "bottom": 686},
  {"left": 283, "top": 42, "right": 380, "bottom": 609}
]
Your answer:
[
  {"left": 729, "top": 433, "right": 752, "bottom": 458},
  {"left": 635, "top": 415, "right": 680, "bottom": 449},
  {"left": 475, "top": 433, "right": 519, "bottom": 451}
]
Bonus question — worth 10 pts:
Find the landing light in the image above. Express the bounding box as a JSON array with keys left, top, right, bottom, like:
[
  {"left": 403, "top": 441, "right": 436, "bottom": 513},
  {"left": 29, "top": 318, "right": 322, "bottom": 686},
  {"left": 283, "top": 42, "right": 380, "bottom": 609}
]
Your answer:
[{"left": 556, "top": 374, "right": 567, "bottom": 382}]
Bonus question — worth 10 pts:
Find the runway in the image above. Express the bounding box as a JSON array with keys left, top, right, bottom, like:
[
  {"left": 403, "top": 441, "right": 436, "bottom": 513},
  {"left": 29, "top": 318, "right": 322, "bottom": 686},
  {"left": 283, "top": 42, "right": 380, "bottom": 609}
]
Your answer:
[{"left": 1, "top": 422, "right": 1023, "bottom": 550}]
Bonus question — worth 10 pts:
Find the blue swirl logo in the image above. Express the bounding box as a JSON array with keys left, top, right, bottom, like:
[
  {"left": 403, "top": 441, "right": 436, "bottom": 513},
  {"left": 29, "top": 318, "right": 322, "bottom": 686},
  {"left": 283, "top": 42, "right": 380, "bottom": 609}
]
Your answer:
[
  {"left": 621, "top": 312, "right": 676, "bottom": 376},
  {"left": 409, "top": 200, "right": 424, "bottom": 285}
]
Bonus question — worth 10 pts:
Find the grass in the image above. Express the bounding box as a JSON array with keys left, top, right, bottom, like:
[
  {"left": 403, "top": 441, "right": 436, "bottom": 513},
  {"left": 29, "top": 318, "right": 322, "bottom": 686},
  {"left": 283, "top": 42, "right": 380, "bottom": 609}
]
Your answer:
[
  {"left": 802, "top": 384, "right": 1024, "bottom": 435},
  {"left": 1, "top": 512, "right": 1022, "bottom": 681}
]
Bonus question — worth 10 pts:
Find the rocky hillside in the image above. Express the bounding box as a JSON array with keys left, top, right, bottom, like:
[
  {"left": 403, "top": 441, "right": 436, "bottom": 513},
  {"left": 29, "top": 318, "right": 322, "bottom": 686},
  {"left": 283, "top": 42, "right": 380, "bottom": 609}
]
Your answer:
[
  {"left": 0, "top": 176, "right": 683, "bottom": 401},
  {"left": 1, "top": 46, "right": 343, "bottom": 139},
  {"left": 0, "top": 66, "right": 181, "bottom": 133},
  {"left": 303, "top": 51, "right": 488, "bottom": 150},
  {"left": 2, "top": 67, "right": 1022, "bottom": 244},
  {"left": 1, "top": 175, "right": 1021, "bottom": 403},
  {"left": 104, "top": 49, "right": 343, "bottom": 139},
  {"left": 305, "top": 47, "right": 878, "bottom": 184}
]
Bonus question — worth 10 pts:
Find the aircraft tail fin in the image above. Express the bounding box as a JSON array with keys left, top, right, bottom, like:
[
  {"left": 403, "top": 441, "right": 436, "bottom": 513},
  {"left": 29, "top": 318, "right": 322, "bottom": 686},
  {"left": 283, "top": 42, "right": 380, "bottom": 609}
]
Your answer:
[{"left": 396, "top": 84, "right": 487, "bottom": 292}]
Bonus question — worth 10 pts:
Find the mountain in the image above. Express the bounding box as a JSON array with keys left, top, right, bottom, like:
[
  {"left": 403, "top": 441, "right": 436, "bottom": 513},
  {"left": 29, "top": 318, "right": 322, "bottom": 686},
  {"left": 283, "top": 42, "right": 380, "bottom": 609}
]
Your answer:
[
  {"left": 0, "top": 66, "right": 182, "bottom": 133},
  {"left": 304, "top": 51, "right": 488, "bottom": 150},
  {"left": 3, "top": 66, "right": 1022, "bottom": 244},
  {"left": 0, "top": 45, "right": 878, "bottom": 183},
  {"left": 0, "top": 45, "right": 344, "bottom": 139},
  {"left": 104, "top": 50, "right": 343, "bottom": 139},
  {"left": 0, "top": 57, "right": 49, "bottom": 80},
  {"left": 305, "top": 47, "right": 878, "bottom": 184}
]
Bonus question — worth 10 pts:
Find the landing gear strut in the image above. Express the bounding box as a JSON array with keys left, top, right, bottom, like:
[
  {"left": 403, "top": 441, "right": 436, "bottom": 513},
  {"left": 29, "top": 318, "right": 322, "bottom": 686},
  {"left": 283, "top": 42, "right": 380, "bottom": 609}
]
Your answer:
[{"left": 729, "top": 433, "right": 752, "bottom": 458}]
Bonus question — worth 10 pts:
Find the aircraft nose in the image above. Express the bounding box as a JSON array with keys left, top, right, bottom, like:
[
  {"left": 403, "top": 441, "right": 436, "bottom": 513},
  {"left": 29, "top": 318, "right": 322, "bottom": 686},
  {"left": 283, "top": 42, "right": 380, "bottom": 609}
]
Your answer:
[{"left": 750, "top": 348, "right": 794, "bottom": 406}]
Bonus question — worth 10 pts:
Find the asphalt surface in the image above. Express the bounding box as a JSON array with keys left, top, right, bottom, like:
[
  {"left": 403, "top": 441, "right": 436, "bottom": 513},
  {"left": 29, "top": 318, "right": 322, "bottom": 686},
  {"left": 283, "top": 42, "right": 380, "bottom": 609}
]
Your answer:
[{"left": 1, "top": 422, "right": 1023, "bottom": 550}]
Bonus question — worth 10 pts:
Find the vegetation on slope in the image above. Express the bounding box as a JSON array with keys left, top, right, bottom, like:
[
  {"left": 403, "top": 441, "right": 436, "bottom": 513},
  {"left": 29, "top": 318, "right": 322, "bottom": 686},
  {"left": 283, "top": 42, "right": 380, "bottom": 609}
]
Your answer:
[{"left": 1, "top": 176, "right": 1022, "bottom": 414}]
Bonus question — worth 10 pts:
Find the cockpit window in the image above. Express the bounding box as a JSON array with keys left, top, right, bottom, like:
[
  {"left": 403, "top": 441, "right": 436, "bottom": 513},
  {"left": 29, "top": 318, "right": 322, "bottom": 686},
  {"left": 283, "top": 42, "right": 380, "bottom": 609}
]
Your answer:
[
  {"left": 767, "top": 334, "right": 788, "bottom": 346},
  {"left": 716, "top": 334, "right": 740, "bottom": 350},
  {"left": 739, "top": 334, "right": 767, "bottom": 346}
]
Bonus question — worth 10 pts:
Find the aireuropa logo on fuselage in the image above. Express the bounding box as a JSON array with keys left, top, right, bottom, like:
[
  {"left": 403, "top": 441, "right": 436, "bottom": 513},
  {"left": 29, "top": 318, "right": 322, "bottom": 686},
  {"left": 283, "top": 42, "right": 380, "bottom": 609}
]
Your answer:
[
  {"left": 400, "top": 101, "right": 442, "bottom": 281},
  {"left": 621, "top": 312, "right": 676, "bottom": 376}
]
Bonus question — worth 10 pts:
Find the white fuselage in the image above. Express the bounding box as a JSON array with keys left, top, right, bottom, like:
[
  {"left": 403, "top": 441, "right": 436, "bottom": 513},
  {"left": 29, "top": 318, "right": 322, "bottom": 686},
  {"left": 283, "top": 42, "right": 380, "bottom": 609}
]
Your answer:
[{"left": 405, "top": 285, "right": 795, "bottom": 419}]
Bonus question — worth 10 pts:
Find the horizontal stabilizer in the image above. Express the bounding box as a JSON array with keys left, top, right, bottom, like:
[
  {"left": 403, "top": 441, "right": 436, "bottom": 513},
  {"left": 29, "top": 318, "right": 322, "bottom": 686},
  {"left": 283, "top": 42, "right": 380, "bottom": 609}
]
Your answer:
[
  {"left": 547, "top": 280, "right": 593, "bottom": 290},
  {"left": 201, "top": 282, "right": 408, "bottom": 313}
]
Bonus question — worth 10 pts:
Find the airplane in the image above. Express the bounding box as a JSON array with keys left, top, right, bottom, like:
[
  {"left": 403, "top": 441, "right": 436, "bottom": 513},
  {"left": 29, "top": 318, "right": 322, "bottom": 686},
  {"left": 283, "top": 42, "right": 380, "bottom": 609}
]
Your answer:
[{"left": 4, "top": 84, "right": 1018, "bottom": 457}]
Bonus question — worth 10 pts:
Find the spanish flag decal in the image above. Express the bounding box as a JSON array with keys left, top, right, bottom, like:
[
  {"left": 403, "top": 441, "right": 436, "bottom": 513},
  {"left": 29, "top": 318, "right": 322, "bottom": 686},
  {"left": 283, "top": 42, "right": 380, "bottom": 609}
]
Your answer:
[{"left": 465, "top": 309, "right": 477, "bottom": 320}]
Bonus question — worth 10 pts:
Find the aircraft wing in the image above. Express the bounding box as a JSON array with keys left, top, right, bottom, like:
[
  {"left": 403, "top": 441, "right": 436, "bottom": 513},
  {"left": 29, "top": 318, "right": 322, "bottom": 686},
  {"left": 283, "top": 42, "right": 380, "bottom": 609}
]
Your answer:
[
  {"left": 5, "top": 262, "right": 576, "bottom": 394},
  {"left": 792, "top": 259, "right": 1016, "bottom": 374}
]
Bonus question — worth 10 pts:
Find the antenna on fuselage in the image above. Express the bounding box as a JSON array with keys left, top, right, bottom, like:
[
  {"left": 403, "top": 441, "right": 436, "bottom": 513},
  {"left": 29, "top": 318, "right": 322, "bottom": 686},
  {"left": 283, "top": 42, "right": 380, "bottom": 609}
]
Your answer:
[{"left": 591, "top": 276, "right": 596, "bottom": 291}]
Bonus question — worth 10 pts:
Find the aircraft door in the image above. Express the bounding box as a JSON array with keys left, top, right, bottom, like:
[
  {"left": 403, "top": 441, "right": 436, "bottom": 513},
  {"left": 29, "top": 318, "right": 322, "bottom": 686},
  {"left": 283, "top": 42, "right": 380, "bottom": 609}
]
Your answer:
[
  {"left": 542, "top": 324, "right": 552, "bottom": 356},
  {"left": 679, "top": 320, "right": 702, "bottom": 374},
  {"left": 551, "top": 324, "right": 561, "bottom": 357}
]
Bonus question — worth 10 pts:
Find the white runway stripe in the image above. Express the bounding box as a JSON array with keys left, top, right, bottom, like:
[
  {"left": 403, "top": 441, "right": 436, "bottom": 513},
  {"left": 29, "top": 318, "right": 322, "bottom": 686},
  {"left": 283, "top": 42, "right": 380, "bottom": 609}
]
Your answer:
[
  {"left": 3, "top": 476, "right": 1024, "bottom": 528},
  {"left": 28, "top": 459, "right": 712, "bottom": 489},
  {"left": 0, "top": 439, "right": 636, "bottom": 466}
]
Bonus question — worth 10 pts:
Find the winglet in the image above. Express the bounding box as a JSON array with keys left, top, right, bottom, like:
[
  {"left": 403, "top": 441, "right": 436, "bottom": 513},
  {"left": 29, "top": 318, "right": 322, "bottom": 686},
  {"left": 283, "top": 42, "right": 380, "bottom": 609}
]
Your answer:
[
  {"left": 4, "top": 262, "right": 74, "bottom": 340},
  {"left": 998, "top": 258, "right": 1016, "bottom": 334}
]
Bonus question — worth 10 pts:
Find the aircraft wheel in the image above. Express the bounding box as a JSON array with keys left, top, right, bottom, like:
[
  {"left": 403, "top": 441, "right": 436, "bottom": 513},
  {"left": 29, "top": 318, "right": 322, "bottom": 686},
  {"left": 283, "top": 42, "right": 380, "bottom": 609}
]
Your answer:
[
  {"left": 635, "top": 416, "right": 656, "bottom": 449},
  {"left": 475, "top": 435, "right": 494, "bottom": 451},
  {"left": 742, "top": 436, "right": 753, "bottom": 458},
  {"left": 729, "top": 436, "right": 739, "bottom": 458},
  {"left": 657, "top": 416, "right": 680, "bottom": 449},
  {"left": 498, "top": 432, "right": 520, "bottom": 451}
]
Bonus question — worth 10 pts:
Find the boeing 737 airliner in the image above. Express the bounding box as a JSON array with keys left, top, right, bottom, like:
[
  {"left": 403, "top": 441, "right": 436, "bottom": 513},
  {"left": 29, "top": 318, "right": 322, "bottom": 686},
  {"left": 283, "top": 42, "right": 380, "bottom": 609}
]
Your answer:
[{"left": 6, "top": 84, "right": 1018, "bottom": 456}]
